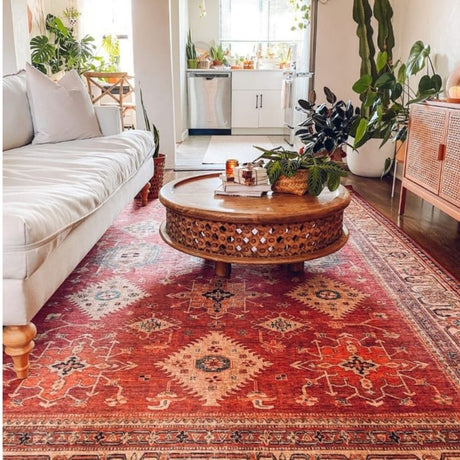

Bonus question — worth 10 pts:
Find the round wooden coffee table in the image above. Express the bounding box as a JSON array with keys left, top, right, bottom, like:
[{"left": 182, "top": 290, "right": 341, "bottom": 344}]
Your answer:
[{"left": 159, "top": 174, "right": 351, "bottom": 276}]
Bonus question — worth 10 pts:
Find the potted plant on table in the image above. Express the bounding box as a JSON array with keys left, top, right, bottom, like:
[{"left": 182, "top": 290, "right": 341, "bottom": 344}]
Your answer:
[
  {"left": 254, "top": 146, "right": 347, "bottom": 197},
  {"left": 139, "top": 87, "right": 165, "bottom": 199}
]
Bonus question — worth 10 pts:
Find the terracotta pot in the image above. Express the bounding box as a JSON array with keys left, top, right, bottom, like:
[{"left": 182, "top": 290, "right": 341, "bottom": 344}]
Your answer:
[{"left": 149, "top": 153, "right": 166, "bottom": 199}]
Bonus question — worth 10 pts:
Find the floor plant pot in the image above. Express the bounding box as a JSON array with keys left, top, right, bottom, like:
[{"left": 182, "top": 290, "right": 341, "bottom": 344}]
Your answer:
[
  {"left": 346, "top": 138, "right": 395, "bottom": 178},
  {"left": 149, "top": 153, "right": 166, "bottom": 199}
]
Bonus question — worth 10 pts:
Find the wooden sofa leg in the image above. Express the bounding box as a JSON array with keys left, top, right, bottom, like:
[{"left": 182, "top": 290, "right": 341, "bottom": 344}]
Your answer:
[
  {"left": 3, "top": 323, "right": 37, "bottom": 379},
  {"left": 140, "top": 182, "right": 150, "bottom": 206}
]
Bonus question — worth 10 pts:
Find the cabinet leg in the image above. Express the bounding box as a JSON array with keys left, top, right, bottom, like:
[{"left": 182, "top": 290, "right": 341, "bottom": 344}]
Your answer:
[
  {"left": 398, "top": 186, "right": 407, "bottom": 215},
  {"left": 3, "top": 323, "right": 37, "bottom": 379},
  {"left": 215, "top": 261, "right": 231, "bottom": 277}
]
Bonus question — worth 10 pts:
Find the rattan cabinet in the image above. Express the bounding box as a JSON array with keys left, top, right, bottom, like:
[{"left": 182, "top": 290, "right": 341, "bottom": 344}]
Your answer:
[{"left": 399, "top": 101, "right": 460, "bottom": 222}]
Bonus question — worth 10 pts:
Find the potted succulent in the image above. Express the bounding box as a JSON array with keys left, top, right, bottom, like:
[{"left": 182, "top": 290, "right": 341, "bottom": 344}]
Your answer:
[
  {"left": 209, "top": 43, "right": 228, "bottom": 67},
  {"left": 186, "top": 30, "right": 198, "bottom": 69},
  {"left": 254, "top": 146, "right": 347, "bottom": 197},
  {"left": 139, "top": 87, "right": 165, "bottom": 199},
  {"left": 295, "top": 87, "right": 360, "bottom": 165}
]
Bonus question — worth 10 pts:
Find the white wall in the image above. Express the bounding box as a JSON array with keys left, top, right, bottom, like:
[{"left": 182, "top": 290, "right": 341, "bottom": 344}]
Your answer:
[
  {"left": 132, "top": 0, "right": 176, "bottom": 169},
  {"left": 3, "top": 0, "right": 30, "bottom": 74},
  {"left": 315, "top": 0, "right": 360, "bottom": 104},
  {"left": 172, "top": 0, "right": 189, "bottom": 142},
  {"left": 188, "top": 0, "right": 219, "bottom": 51},
  {"left": 393, "top": 0, "right": 460, "bottom": 96}
]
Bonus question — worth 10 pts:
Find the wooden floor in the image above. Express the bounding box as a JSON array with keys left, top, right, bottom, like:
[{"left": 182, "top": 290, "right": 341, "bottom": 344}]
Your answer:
[{"left": 163, "top": 169, "right": 460, "bottom": 280}]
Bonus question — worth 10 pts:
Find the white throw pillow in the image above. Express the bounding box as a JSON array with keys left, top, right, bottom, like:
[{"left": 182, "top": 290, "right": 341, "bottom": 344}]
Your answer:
[
  {"left": 25, "top": 63, "right": 101, "bottom": 144},
  {"left": 3, "top": 70, "right": 34, "bottom": 150}
]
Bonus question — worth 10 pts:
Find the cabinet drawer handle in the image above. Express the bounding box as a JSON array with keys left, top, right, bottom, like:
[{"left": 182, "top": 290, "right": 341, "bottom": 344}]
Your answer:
[
  {"left": 256, "top": 94, "right": 259, "bottom": 109},
  {"left": 260, "top": 93, "right": 263, "bottom": 108},
  {"left": 437, "top": 143, "right": 446, "bottom": 161}
]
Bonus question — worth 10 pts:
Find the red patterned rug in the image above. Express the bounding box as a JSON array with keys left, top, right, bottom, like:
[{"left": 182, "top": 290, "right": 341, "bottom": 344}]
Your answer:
[{"left": 3, "top": 190, "right": 460, "bottom": 459}]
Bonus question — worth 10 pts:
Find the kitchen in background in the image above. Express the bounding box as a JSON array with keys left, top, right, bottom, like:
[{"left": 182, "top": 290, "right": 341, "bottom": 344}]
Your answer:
[{"left": 185, "top": 0, "right": 317, "bottom": 145}]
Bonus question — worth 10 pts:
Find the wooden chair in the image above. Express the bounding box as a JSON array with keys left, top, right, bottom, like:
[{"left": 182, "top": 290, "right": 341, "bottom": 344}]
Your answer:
[{"left": 83, "top": 72, "right": 136, "bottom": 130}]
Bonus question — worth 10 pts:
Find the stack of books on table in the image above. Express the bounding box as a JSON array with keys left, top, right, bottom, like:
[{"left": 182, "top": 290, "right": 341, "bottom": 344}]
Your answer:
[{"left": 215, "top": 175, "right": 272, "bottom": 197}]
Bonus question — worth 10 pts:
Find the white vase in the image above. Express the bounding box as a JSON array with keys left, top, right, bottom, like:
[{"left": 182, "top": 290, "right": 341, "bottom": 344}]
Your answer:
[{"left": 346, "top": 138, "right": 395, "bottom": 178}]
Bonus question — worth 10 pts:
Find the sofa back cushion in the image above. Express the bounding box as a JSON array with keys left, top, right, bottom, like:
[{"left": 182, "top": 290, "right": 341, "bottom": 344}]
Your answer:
[
  {"left": 26, "top": 63, "right": 101, "bottom": 144},
  {"left": 3, "top": 71, "right": 34, "bottom": 151}
]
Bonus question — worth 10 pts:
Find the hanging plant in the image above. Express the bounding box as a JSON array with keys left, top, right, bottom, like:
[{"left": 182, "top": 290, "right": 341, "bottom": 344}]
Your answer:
[
  {"left": 288, "top": 0, "right": 311, "bottom": 30},
  {"left": 62, "top": 7, "right": 80, "bottom": 27},
  {"left": 199, "top": 0, "right": 207, "bottom": 17}
]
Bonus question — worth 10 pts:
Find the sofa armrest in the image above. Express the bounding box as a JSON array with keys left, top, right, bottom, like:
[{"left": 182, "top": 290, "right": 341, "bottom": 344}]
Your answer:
[{"left": 94, "top": 106, "right": 123, "bottom": 136}]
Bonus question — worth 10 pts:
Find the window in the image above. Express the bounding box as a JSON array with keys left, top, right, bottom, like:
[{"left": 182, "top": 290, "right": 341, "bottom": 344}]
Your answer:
[
  {"left": 220, "top": 0, "right": 307, "bottom": 64},
  {"left": 79, "top": 0, "right": 134, "bottom": 75}
]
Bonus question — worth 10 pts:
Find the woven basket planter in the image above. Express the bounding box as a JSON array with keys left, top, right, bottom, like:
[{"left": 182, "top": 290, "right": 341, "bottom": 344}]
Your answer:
[
  {"left": 272, "top": 169, "right": 309, "bottom": 196},
  {"left": 149, "top": 153, "right": 166, "bottom": 199}
]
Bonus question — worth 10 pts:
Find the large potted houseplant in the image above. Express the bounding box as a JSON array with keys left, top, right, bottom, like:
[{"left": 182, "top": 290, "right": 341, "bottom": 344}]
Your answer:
[
  {"left": 30, "top": 13, "right": 98, "bottom": 76},
  {"left": 348, "top": 0, "right": 442, "bottom": 177},
  {"left": 139, "top": 87, "right": 165, "bottom": 199},
  {"left": 347, "top": 0, "right": 397, "bottom": 177},
  {"left": 352, "top": 40, "right": 442, "bottom": 164},
  {"left": 295, "top": 87, "right": 360, "bottom": 166}
]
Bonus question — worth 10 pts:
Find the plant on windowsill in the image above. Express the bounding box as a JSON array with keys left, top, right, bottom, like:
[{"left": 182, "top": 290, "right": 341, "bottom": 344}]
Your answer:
[
  {"left": 209, "top": 43, "right": 229, "bottom": 67},
  {"left": 254, "top": 146, "right": 347, "bottom": 197},
  {"left": 186, "top": 30, "right": 198, "bottom": 69},
  {"left": 140, "top": 86, "right": 165, "bottom": 199}
]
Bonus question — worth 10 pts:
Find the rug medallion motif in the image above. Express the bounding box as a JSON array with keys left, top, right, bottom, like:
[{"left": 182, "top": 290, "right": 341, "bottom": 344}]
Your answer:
[{"left": 3, "top": 197, "right": 460, "bottom": 458}]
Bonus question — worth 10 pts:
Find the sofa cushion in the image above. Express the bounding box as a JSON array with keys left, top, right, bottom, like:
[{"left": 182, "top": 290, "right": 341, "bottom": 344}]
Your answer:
[
  {"left": 25, "top": 63, "right": 101, "bottom": 144},
  {"left": 3, "top": 130, "right": 154, "bottom": 279},
  {"left": 3, "top": 71, "right": 34, "bottom": 151}
]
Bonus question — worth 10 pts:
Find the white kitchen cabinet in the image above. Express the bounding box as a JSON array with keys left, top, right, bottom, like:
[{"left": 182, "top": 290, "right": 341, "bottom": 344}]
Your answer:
[{"left": 231, "top": 71, "right": 284, "bottom": 133}]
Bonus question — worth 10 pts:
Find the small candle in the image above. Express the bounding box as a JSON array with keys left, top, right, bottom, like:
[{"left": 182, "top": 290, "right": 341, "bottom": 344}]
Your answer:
[
  {"left": 225, "top": 159, "right": 239, "bottom": 180},
  {"left": 449, "top": 85, "right": 460, "bottom": 99}
]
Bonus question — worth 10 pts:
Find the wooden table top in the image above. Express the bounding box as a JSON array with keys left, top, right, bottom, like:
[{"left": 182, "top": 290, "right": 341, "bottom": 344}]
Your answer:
[{"left": 159, "top": 173, "right": 351, "bottom": 223}]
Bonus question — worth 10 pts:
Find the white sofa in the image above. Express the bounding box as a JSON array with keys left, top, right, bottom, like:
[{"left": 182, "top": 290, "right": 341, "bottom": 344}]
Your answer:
[{"left": 3, "top": 70, "right": 155, "bottom": 378}]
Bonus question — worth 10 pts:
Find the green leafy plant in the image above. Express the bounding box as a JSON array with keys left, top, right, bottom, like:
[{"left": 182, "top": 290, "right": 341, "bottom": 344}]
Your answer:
[
  {"left": 30, "top": 13, "right": 98, "bottom": 75},
  {"left": 351, "top": 0, "right": 442, "bottom": 150},
  {"left": 97, "top": 34, "right": 120, "bottom": 73},
  {"left": 254, "top": 146, "right": 347, "bottom": 197},
  {"left": 296, "top": 87, "right": 360, "bottom": 158},
  {"left": 209, "top": 43, "right": 228, "bottom": 66},
  {"left": 353, "top": 40, "right": 442, "bottom": 148},
  {"left": 139, "top": 86, "right": 160, "bottom": 158},
  {"left": 288, "top": 0, "right": 311, "bottom": 31}
]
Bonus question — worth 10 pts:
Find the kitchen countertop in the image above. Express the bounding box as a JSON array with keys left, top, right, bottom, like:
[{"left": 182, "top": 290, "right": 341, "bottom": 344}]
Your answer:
[{"left": 186, "top": 68, "right": 285, "bottom": 72}]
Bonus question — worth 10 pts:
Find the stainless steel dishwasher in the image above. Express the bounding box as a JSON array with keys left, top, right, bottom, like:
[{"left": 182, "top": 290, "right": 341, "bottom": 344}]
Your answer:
[{"left": 187, "top": 71, "right": 231, "bottom": 135}]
